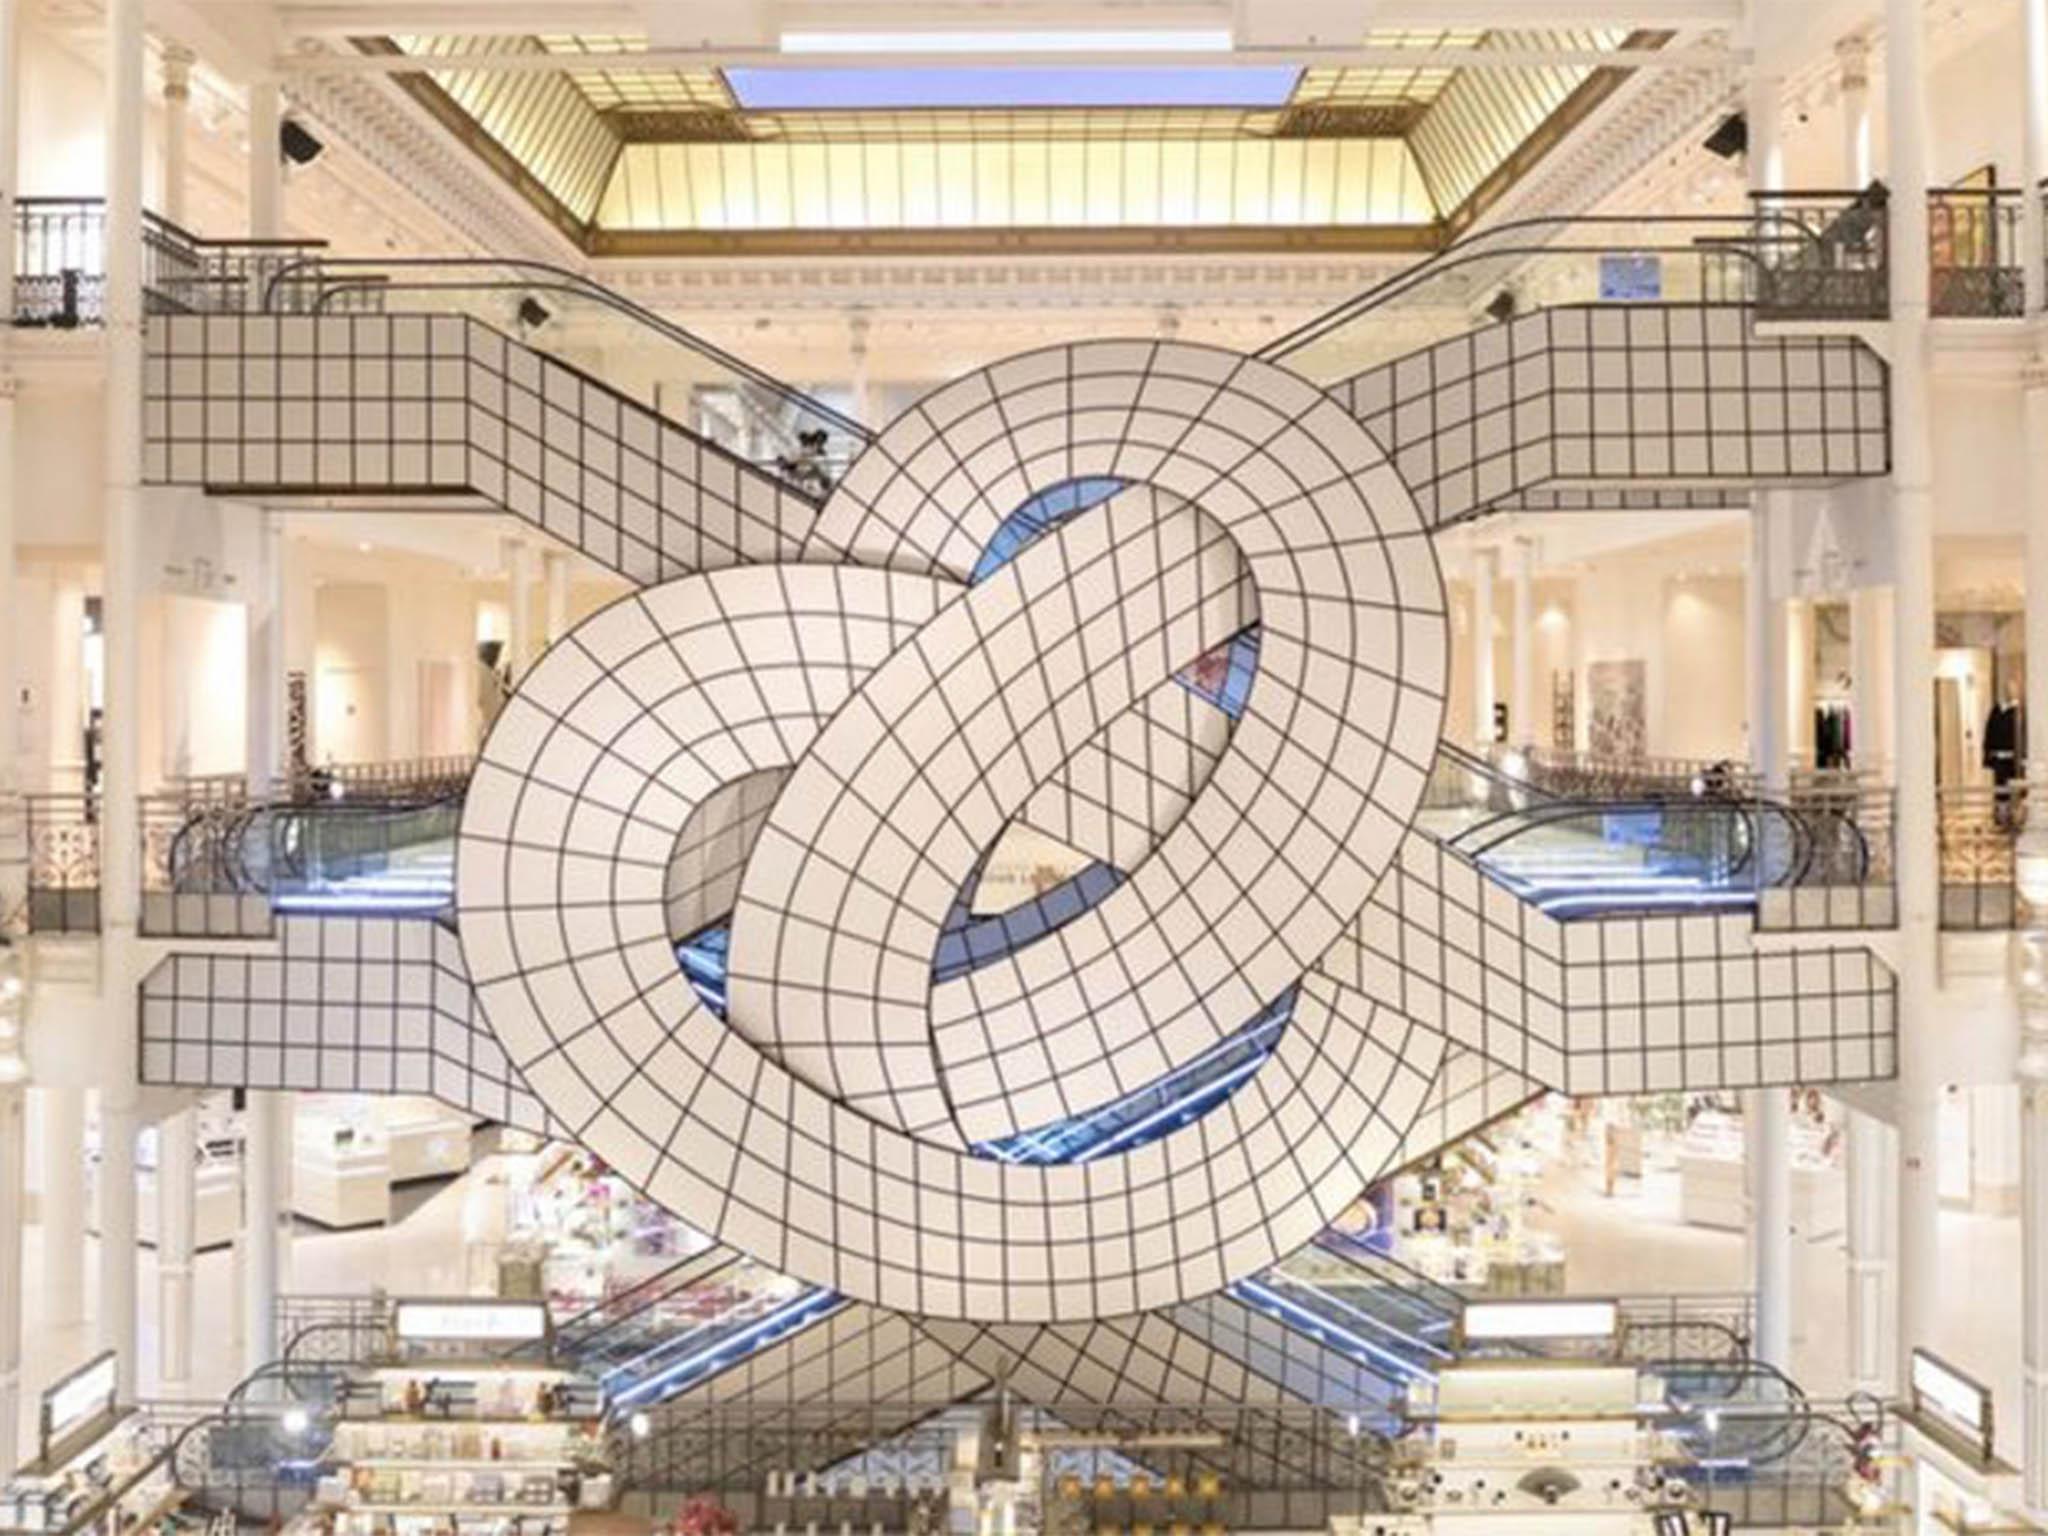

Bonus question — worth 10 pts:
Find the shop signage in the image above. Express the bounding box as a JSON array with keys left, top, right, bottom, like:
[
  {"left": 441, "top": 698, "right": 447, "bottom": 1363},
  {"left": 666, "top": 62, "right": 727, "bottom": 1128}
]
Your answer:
[
  {"left": 392, "top": 1299, "right": 548, "bottom": 1343},
  {"left": 1598, "top": 253, "right": 1663, "bottom": 301},
  {"left": 1461, "top": 1299, "right": 1619, "bottom": 1343},
  {"left": 1909, "top": 1348, "right": 1994, "bottom": 1462},
  {"left": 39, "top": 1351, "right": 118, "bottom": 1458}
]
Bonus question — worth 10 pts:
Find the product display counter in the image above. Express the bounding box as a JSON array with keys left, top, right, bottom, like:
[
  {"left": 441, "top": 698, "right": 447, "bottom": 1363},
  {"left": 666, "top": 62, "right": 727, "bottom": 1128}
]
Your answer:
[
  {"left": 294, "top": 1098, "right": 478, "bottom": 1230},
  {"left": 1674, "top": 1110, "right": 1837, "bottom": 1234},
  {"left": 1344, "top": 1361, "right": 1695, "bottom": 1533},
  {"left": 503, "top": 1151, "right": 710, "bottom": 1314},
  {"left": 1386, "top": 1126, "right": 1567, "bottom": 1296},
  {"left": 0, "top": 1356, "right": 188, "bottom": 1536},
  {"left": 306, "top": 1354, "right": 607, "bottom": 1536}
]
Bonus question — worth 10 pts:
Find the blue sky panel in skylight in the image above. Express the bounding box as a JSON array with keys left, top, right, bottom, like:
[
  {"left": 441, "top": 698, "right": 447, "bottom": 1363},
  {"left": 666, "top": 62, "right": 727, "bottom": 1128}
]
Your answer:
[{"left": 727, "top": 66, "right": 1303, "bottom": 111}]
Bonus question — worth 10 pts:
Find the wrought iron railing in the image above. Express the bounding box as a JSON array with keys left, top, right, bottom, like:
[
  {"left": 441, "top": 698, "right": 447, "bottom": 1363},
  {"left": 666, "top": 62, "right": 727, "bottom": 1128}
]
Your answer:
[
  {"left": 1741, "top": 188, "right": 1892, "bottom": 321},
  {"left": 1929, "top": 186, "right": 2027, "bottom": 318},
  {"left": 1938, "top": 780, "right": 2027, "bottom": 930},
  {"left": 11, "top": 197, "right": 334, "bottom": 325},
  {"left": 23, "top": 792, "right": 99, "bottom": 933}
]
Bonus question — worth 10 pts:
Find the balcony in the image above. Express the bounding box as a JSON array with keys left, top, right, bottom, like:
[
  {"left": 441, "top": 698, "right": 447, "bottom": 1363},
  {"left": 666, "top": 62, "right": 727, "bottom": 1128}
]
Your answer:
[{"left": 1738, "top": 182, "right": 2047, "bottom": 323}]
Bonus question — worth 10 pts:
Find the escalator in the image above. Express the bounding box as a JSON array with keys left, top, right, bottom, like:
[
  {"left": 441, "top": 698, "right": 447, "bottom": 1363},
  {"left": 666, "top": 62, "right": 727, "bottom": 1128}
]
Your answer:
[
  {"left": 166, "top": 794, "right": 462, "bottom": 914},
  {"left": 1420, "top": 744, "right": 1871, "bottom": 919},
  {"left": 551, "top": 1249, "right": 847, "bottom": 1414}
]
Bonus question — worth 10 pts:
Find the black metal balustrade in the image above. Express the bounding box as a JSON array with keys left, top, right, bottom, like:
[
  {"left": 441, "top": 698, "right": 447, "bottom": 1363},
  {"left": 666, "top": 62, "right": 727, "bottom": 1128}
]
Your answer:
[
  {"left": 23, "top": 793, "right": 99, "bottom": 933},
  {"left": 12, "top": 196, "right": 337, "bottom": 325},
  {"left": 1929, "top": 186, "right": 2027, "bottom": 317},
  {"left": 1743, "top": 187, "right": 1892, "bottom": 321}
]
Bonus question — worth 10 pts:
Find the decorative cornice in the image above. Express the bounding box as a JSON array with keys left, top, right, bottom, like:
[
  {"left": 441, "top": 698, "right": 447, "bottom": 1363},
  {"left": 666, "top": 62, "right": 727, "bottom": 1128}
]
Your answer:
[
  {"left": 1478, "top": 31, "right": 1742, "bottom": 229},
  {"left": 596, "top": 253, "right": 1423, "bottom": 315},
  {"left": 284, "top": 65, "right": 576, "bottom": 266}
]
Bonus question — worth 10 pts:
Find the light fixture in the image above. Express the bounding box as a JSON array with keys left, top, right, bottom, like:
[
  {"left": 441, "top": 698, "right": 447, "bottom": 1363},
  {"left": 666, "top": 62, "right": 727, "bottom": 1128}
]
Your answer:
[
  {"left": 629, "top": 1410, "right": 652, "bottom": 1440},
  {"left": 280, "top": 119, "right": 324, "bottom": 166},
  {"left": 1462, "top": 1299, "right": 1619, "bottom": 1343},
  {"left": 281, "top": 1407, "right": 310, "bottom": 1435},
  {"left": 779, "top": 28, "right": 1233, "bottom": 55}
]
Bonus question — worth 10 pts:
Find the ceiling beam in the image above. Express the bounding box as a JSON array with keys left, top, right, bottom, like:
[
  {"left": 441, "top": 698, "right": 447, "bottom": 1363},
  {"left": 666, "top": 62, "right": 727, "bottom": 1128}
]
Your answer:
[
  {"left": 272, "top": 0, "right": 1745, "bottom": 35},
  {"left": 277, "top": 41, "right": 1744, "bottom": 76}
]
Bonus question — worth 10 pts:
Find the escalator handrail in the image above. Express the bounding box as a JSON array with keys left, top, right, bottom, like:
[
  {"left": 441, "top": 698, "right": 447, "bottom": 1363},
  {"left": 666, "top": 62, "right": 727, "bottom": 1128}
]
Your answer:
[
  {"left": 551, "top": 1249, "right": 748, "bottom": 1355},
  {"left": 1309, "top": 1228, "right": 1470, "bottom": 1323},
  {"left": 260, "top": 254, "right": 870, "bottom": 444},
  {"left": 1258, "top": 213, "right": 1763, "bottom": 364}
]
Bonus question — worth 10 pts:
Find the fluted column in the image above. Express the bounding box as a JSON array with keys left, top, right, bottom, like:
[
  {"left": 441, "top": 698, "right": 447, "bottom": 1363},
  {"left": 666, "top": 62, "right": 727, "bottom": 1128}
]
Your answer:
[
  {"left": 98, "top": 0, "right": 146, "bottom": 1395},
  {"left": 1509, "top": 538, "right": 1535, "bottom": 749},
  {"left": 1470, "top": 547, "right": 1497, "bottom": 749},
  {"left": 156, "top": 1109, "right": 197, "bottom": 1391},
  {"left": 160, "top": 44, "right": 195, "bottom": 228},
  {"left": 543, "top": 550, "right": 569, "bottom": 651},
  {"left": 1887, "top": 0, "right": 1943, "bottom": 1370}
]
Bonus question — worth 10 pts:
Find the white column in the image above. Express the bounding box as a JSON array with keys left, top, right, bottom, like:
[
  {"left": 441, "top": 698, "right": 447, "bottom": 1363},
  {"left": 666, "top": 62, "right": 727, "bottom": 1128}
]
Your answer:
[
  {"left": 1836, "top": 35, "right": 1873, "bottom": 189},
  {"left": 1745, "top": 64, "right": 1797, "bottom": 1375},
  {"left": 1846, "top": 1109, "right": 1899, "bottom": 1393},
  {"left": 504, "top": 540, "right": 536, "bottom": 683},
  {"left": 0, "top": 0, "right": 22, "bottom": 925},
  {"left": 246, "top": 79, "right": 282, "bottom": 239},
  {"left": 247, "top": 516, "right": 281, "bottom": 794},
  {"left": 1888, "top": 0, "right": 1944, "bottom": 1370},
  {"left": 2022, "top": 0, "right": 2047, "bottom": 318},
  {"left": 848, "top": 311, "right": 873, "bottom": 428},
  {"left": 543, "top": 550, "right": 569, "bottom": 651},
  {"left": 1974, "top": 1085, "right": 2024, "bottom": 1215},
  {"left": 1470, "top": 547, "right": 1498, "bottom": 749},
  {"left": 98, "top": 0, "right": 145, "bottom": 1397},
  {"left": 38, "top": 1089, "right": 84, "bottom": 1330},
  {"left": 1850, "top": 586, "right": 1893, "bottom": 775},
  {"left": 0, "top": 1083, "right": 21, "bottom": 1479},
  {"left": 1509, "top": 538, "right": 1535, "bottom": 749},
  {"left": 156, "top": 1109, "right": 196, "bottom": 1391},
  {"left": 2026, "top": 1071, "right": 2048, "bottom": 1517},
  {"left": 239, "top": 1092, "right": 288, "bottom": 1373},
  {"left": 160, "top": 45, "right": 195, "bottom": 228},
  {"left": 1747, "top": 505, "right": 1788, "bottom": 791},
  {"left": 2018, "top": 362, "right": 2048, "bottom": 1519}
]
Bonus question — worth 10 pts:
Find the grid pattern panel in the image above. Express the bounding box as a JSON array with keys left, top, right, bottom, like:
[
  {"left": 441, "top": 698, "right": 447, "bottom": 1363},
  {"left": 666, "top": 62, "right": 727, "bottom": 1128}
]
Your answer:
[
  {"left": 137, "top": 916, "right": 554, "bottom": 1132},
  {"left": 142, "top": 314, "right": 819, "bottom": 582},
  {"left": 1333, "top": 305, "right": 1890, "bottom": 527},
  {"left": 458, "top": 572, "right": 1450, "bottom": 1321},
  {"left": 1015, "top": 680, "right": 1234, "bottom": 876},
  {"left": 732, "top": 341, "right": 1446, "bottom": 1149},
  {"left": 1336, "top": 832, "right": 1898, "bottom": 1094},
  {"left": 665, "top": 767, "right": 792, "bottom": 944}
]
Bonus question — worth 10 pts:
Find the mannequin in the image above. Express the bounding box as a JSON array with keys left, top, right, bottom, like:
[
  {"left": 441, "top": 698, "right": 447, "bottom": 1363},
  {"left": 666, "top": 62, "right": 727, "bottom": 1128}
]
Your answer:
[{"left": 1984, "top": 685, "right": 2025, "bottom": 826}]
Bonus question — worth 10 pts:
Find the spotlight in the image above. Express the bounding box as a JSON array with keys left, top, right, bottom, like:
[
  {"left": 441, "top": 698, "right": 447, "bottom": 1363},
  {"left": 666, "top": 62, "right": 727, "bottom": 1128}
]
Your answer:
[
  {"left": 1702, "top": 113, "right": 1748, "bottom": 160},
  {"left": 516, "top": 296, "right": 553, "bottom": 331},
  {"left": 629, "top": 1410, "right": 652, "bottom": 1440},
  {"left": 1484, "top": 289, "right": 1517, "bottom": 324},
  {"left": 281, "top": 1407, "right": 310, "bottom": 1435},
  {"left": 280, "top": 119, "right": 325, "bottom": 166}
]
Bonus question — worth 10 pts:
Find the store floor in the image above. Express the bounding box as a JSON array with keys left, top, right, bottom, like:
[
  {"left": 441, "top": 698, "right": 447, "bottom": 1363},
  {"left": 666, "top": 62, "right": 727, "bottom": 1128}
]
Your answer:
[
  {"left": 1534, "top": 1147, "right": 2024, "bottom": 1463},
  {"left": 8, "top": 1134, "right": 2031, "bottom": 1470}
]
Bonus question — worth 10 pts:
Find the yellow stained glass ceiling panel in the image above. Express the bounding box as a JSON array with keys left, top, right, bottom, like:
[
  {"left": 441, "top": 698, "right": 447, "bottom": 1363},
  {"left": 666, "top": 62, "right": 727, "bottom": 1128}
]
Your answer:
[
  {"left": 1293, "top": 29, "right": 1488, "bottom": 106},
  {"left": 595, "top": 136, "right": 1436, "bottom": 233}
]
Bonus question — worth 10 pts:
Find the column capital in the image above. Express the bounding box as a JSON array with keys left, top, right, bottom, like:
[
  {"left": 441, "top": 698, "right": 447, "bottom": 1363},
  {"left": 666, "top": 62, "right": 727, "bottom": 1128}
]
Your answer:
[
  {"left": 1834, "top": 32, "right": 1871, "bottom": 89},
  {"left": 161, "top": 42, "right": 197, "bottom": 98}
]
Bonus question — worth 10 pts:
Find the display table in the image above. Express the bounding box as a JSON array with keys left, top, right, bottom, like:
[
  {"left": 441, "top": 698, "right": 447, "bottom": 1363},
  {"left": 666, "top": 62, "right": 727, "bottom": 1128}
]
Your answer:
[
  {"left": 1373, "top": 1361, "right": 1695, "bottom": 1533},
  {"left": 1676, "top": 1110, "right": 1840, "bottom": 1233},
  {"left": 295, "top": 1138, "right": 394, "bottom": 1229},
  {"left": 0, "top": 1357, "right": 188, "bottom": 1536},
  {"left": 311, "top": 1350, "right": 604, "bottom": 1536}
]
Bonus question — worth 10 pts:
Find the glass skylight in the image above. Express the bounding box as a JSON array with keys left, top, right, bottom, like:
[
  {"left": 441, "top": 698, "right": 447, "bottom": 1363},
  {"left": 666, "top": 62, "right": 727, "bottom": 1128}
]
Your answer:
[{"left": 726, "top": 65, "right": 1303, "bottom": 112}]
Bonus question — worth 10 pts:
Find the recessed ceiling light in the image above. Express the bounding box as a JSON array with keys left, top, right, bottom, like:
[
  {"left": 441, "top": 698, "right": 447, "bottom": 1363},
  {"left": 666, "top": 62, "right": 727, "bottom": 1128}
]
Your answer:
[{"left": 357, "top": 541, "right": 373, "bottom": 553}]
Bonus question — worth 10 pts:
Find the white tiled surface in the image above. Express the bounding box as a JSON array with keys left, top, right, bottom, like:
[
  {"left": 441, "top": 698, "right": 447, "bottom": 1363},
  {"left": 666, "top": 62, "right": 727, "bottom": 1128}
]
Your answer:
[
  {"left": 739, "top": 342, "right": 1448, "bottom": 1148},
  {"left": 1333, "top": 305, "right": 1891, "bottom": 526},
  {"left": 142, "top": 314, "right": 820, "bottom": 580}
]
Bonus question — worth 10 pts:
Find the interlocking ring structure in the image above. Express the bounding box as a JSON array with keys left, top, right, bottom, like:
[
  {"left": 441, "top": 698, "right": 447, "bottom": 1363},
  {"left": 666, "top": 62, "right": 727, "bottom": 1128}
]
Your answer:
[{"left": 457, "top": 341, "right": 1450, "bottom": 1321}]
